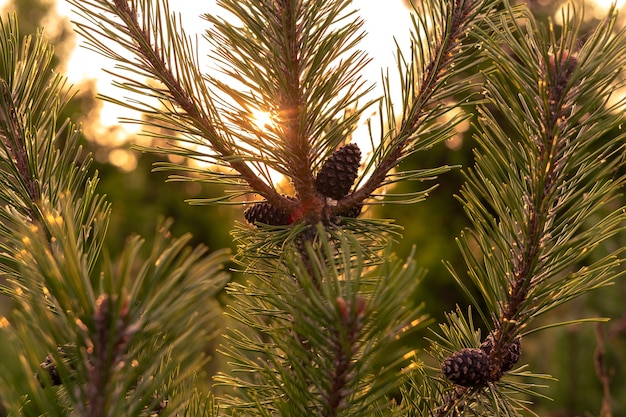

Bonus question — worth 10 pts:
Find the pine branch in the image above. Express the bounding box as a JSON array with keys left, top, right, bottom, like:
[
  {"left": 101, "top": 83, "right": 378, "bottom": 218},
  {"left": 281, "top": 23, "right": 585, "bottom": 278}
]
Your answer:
[
  {"left": 69, "top": 0, "right": 286, "bottom": 209},
  {"left": 68, "top": 0, "right": 500, "bottom": 240},
  {"left": 204, "top": 0, "right": 373, "bottom": 212},
  {"left": 0, "top": 80, "right": 39, "bottom": 206},
  {"left": 0, "top": 15, "right": 230, "bottom": 417},
  {"left": 0, "top": 16, "right": 75, "bottom": 224},
  {"left": 338, "top": 0, "right": 498, "bottom": 213},
  {"left": 1, "top": 211, "right": 230, "bottom": 416},
  {"left": 216, "top": 230, "right": 428, "bottom": 416},
  {"left": 429, "top": 1, "right": 626, "bottom": 413},
  {"left": 477, "top": 0, "right": 626, "bottom": 358},
  {"left": 0, "top": 13, "right": 105, "bottom": 296}
]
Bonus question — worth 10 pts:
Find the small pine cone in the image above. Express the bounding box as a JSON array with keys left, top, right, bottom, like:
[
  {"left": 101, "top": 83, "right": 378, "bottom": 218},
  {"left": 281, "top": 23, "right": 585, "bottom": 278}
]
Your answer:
[
  {"left": 315, "top": 143, "right": 361, "bottom": 200},
  {"left": 337, "top": 203, "right": 363, "bottom": 219},
  {"left": 244, "top": 202, "right": 291, "bottom": 226},
  {"left": 543, "top": 51, "right": 579, "bottom": 100},
  {"left": 441, "top": 348, "right": 490, "bottom": 387},
  {"left": 480, "top": 333, "right": 522, "bottom": 373},
  {"left": 37, "top": 355, "right": 62, "bottom": 386}
]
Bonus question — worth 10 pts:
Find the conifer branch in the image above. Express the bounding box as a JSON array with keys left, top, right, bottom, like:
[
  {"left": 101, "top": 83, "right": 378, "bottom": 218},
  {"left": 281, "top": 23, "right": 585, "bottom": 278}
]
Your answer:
[
  {"left": 433, "top": 1, "right": 626, "bottom": 412},
  {"left": 271, "top": 0, "right": 313, "bottom": 200},
  {"left": 71, "top": 0, "right": 491, "bottom": 228},
  {"left": 81, "top": 294, "right": 134, "bottom": 417},
  {"left": 204, "top": 0, "right": 372, "bottom": 225},
  {"left": 217, "top": 233, "right": 427, "bottom": 415},
  {"left": 0, "top": 16, "right": 230, "bottom": 416},
  {"left": 483, "top": 4, "right": 626, "bottom": 381},
  {"left": 0, "top": 80, "right": 39, "bottom": 207},
  {"left": 322, "top": 295, "right": 366, "bottom": 417},
  {"left": 0, "top": 16, "right": 100, "bottom": 285},
  {"left": 338, "top": 0, "right": 493, "bottom": 213},
  {"left": 105, "top": 0, "right": 284, "bottom": 208}
]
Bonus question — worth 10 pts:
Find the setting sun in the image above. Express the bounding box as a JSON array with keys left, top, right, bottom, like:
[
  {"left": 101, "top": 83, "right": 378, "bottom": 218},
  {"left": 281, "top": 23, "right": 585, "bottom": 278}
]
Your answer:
[{"left": 250, "top": 109, "right": 274, "bottom": 130}]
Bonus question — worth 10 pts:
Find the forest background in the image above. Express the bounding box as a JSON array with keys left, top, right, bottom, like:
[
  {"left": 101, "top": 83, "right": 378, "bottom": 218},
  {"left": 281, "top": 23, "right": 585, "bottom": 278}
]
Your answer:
[{"left": 0, "top": 0, "right": 625, "bottom": 416}]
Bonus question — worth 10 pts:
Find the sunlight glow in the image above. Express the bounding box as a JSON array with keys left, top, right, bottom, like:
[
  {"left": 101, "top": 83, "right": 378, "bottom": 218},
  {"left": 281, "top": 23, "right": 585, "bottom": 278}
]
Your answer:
[
  {"left": 593, "top": 0, "right": 626, "bottom": 9},
  {"left": 251, "top": 109, "right": 275, "bottom": 130},
  {"left": 108, "top": 148, "right": 138, "bottom": 172},
  {"left": 555, "top": 0, "right": 626, "bottom": 21}
]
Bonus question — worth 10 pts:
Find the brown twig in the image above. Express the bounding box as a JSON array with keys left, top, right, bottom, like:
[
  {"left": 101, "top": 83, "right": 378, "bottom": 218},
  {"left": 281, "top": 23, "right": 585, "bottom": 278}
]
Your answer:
[
  {"left": 0, "top": 80, "right": 41, "bottom": 210},
  {"left": 594, "top": 323, "right": 613, "bottom": 417},
  {"left": 486, "top": 49, "right": 581, "bottom": 378}
]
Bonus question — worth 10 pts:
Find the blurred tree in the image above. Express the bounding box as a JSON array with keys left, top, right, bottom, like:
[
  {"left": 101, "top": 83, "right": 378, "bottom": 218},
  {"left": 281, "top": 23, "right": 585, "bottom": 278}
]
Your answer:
[
  {"left": 1, "top": 0, "right": 98, "bottom": 126},
  {"left": 1, "top": 0, "right": 73, "bottom": 66},
  {"left": 93, "top": 149, "right": 237, "bottom": 257}
]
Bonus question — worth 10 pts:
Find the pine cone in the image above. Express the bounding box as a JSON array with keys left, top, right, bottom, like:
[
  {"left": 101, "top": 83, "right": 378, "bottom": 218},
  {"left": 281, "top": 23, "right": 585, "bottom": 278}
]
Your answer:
[
  {"left": 480, "top": 333, "right": 522, "bottom": 373},
  {"left": 37, "top": 355, "right": 62, "bottom": 386},
  {"left": 244, "top": 202, "right": 291, "bottom": 226},
  {"left": 315, "top": 143, "right": 361, "bottom": 200},
  {"left": 441, "top": 348, "right": 490, "bottom": 387},
  {"left": 543, "top": 51, "right": 579, "bottom": 101},
  {"left": 336, "top": 203, "right": 363, "bottom": 219}
]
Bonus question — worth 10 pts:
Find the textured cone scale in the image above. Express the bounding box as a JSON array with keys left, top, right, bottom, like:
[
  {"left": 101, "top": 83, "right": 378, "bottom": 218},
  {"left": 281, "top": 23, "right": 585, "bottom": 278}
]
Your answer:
[
  {"left": 480, "top": 333, "right": 522, "bottom": 373},
  {"left": 442, "top": 348, "right": 490, "bottom": 387},
  {"left": 337, "top": 203, "right": 363, "bottom": 219},
  {"left": 244, "top": 202, "right": 291, "bottom": 226},
  {"left": 315, "top": 143, "right": 361, "bottom": 200}
]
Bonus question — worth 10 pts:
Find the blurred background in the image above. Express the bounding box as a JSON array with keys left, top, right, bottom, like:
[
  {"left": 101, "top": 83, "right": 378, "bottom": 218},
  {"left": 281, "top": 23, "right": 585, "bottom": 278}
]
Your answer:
[{"left": 0, "top": 0, "right": 625, "bottom": 415}]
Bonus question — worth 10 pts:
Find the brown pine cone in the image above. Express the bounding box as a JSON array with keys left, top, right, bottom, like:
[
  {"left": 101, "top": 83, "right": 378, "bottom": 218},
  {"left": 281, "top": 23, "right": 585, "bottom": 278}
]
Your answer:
[
  {"left": 244, "top": 202, "right": 291, "bottom": 226},
  {"left": 480, "top": 333, "right": 522, "bottom": 373},
  {"left": 315, "top": 143, "right": 361, "bottom": 200},
  {"left": 442, "top": 348, "right": 490, "bottom": 387}
]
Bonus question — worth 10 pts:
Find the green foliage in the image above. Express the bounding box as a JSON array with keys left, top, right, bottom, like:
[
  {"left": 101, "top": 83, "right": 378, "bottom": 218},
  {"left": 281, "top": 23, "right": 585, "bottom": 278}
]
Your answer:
[
  {"left": 0, "top": 12, "right": 101, "bottom": 293},
  {"left": 452, "top": 2, "right": 626, "bottom": 329},
  {"left": 0, "top": 0, "right": 74, "bottom": 67},
  {"left": 204, "top": 0, "right": 374, "bottom": 180},
  {"left": 412, "top": 2, "right": 626, "bottom": 415},
  {"left": 216, "top": 229, "right": 428, "bottom": 416},
  {"left": 1, "top": 0, "right": 626, "bottom": 416},
  {"left": 0, "top": 12, "right": 229, "bottom": 417}
]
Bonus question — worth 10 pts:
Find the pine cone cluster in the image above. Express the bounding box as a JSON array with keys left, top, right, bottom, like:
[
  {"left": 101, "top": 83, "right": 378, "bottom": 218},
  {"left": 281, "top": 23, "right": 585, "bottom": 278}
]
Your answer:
[
  {"left": 315, "top": 143, "right": 361, "bottom": 200},
  {"left": 245, "top": 144, "right": 362, "bottom": 227},
  {"left": 442, "top": 334, "right": 522, "bottom": 387},
  {"left": 244, "top": 202, "right": 292, "bottom": 226},
  {"left": 480, "top": 333, "right": 521, "bottom": 373},
  {"left": 441, "top": 348, "right": 490, "bottom": 387}
]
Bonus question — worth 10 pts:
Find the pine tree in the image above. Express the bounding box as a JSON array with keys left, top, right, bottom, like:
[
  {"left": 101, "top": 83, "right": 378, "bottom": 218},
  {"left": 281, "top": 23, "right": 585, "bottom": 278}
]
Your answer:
[{"left": 0, "top": 1, "right": 625, "bottom": 416}]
